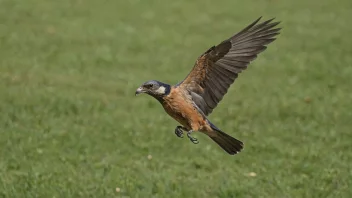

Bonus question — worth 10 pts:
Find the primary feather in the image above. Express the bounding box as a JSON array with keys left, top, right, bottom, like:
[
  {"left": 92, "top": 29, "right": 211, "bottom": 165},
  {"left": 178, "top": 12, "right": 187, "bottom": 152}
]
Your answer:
[{"left": 178, "top": 17, "right": 281, "bottom": 116}]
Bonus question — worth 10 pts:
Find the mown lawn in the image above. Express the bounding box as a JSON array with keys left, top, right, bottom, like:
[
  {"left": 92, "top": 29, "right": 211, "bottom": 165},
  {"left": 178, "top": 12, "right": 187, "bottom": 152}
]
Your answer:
[{"left": 0, "top": 0, "right": 351, "bottom": 197}]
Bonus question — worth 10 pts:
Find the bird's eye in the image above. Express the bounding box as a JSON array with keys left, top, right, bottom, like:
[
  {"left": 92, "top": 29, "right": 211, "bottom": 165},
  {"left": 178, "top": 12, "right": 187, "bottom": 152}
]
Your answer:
[{"left": 145, "top": 84, "right": 153, "bottom": 88}]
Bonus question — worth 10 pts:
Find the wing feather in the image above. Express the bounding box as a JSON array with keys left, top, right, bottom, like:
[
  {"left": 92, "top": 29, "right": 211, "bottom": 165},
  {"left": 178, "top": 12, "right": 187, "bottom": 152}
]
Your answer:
[{"left": 178, "top": 17, "right": 281, "bottom": 115}]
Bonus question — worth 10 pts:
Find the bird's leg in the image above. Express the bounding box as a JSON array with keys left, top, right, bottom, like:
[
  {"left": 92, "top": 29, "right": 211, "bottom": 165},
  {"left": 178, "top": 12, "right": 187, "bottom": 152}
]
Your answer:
[
  {"left": 174, "top": 126, "right": 186, "bottom": 138},
  {"left": 187, "top": 130, "right": 199, "bottom": 144}
]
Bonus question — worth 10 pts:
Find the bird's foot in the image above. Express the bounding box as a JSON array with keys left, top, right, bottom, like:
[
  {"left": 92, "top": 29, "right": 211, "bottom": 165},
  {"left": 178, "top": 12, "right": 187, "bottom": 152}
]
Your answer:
[
  {"left": 174, "top": 126, "right": 184, "bottom": 138},
  {"left": 187, "top": 130, "right": 199, "bottom": 144}
]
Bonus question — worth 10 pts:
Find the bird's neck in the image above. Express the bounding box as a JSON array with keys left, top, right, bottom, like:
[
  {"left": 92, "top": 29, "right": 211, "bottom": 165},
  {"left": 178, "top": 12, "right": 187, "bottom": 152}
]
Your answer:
[
  {"left": 151, "top": 83, "right": 171, "bottom": 103},
  {"left": 161, "top": 83, "right": 171, "bottom": 95}
]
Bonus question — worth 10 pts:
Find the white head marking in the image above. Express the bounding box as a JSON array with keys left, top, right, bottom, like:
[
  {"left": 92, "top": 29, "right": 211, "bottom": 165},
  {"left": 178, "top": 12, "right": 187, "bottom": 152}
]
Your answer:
[{"left": 155, "top": 86, "right": 166, "bottom": 94}]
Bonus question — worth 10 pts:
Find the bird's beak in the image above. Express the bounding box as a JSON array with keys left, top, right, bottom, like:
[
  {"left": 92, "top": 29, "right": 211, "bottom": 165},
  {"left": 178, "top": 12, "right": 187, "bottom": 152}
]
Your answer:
[{"left": 135, "top": 87, "right": 145, "bottom": 96}]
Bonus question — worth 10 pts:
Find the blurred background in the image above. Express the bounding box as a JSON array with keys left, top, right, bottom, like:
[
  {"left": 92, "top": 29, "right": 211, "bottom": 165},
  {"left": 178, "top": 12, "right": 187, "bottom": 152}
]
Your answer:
[{"left": 0, "top": 0, "right": 351, "bottom": 197}]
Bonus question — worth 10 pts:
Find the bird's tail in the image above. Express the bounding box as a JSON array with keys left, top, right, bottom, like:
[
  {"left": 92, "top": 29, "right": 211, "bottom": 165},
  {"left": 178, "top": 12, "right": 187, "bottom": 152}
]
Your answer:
[{"left": 208, "top": 123, "right": 244, "bottom": 155}]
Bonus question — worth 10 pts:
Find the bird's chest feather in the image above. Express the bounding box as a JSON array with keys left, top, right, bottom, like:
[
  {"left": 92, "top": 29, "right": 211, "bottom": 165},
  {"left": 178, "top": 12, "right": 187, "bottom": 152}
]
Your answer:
[{"left": 161, "top": 88, "right": 206, "bottom": 131}]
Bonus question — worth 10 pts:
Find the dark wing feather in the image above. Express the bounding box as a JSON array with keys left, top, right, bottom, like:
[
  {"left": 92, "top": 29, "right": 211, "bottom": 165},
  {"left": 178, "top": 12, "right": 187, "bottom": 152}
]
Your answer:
[{"left": 178, "top": 17, "right": 281, "bottom": 116}]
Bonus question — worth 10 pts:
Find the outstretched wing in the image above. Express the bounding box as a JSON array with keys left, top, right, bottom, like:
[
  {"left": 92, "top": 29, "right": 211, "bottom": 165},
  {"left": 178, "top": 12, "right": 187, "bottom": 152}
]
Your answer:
[{"left": 178, "top": 17, "right": 281, "bottom": 116}]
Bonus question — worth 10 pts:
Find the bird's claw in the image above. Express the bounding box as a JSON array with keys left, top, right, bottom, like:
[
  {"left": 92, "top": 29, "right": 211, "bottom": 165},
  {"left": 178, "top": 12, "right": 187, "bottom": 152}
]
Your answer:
[
  {"left": 187, "top": 131, "right": 199, "bottom": 144},
  {"left": 174, "top": 126, "right": 184, "bottom": 138},
  {"left": 175, "top": 127, "right": 199, "bottom": 144}
]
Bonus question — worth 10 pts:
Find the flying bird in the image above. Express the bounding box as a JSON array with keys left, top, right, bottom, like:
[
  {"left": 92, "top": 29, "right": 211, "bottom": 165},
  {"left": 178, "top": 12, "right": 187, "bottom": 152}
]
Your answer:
[{"left": 135, "top": 17, "right": 281, "bottom": 155}]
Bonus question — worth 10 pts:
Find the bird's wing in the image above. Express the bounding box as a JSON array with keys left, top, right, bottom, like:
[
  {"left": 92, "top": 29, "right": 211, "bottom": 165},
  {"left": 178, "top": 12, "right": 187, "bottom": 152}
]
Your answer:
[{"left": 178, "top": 17, "right": 281, "bottom": 116}]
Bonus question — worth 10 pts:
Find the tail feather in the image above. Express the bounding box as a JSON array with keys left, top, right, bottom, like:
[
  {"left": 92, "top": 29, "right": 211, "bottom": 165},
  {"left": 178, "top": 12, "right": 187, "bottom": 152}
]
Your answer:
[{"left": 209, "top": 123, "right": 244, "bottom": 155}]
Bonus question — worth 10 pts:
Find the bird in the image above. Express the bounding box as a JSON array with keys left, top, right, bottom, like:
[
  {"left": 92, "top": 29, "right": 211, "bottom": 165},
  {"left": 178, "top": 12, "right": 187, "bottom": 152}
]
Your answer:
[{"left": 135, "top": 17, "right": 281, "bottom": 155}]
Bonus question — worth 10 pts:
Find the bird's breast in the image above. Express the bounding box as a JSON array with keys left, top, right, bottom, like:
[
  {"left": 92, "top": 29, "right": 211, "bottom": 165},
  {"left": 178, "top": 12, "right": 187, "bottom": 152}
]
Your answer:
[{"left": 161, "top": 87, "right": 208, "bottom": 131}]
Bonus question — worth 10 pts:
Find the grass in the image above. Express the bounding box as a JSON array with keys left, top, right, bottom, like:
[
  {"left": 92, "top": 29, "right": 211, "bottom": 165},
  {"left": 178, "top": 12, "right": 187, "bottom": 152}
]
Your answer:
[{"left": 0, "top": 0, "right": 351, "bottom": 197}]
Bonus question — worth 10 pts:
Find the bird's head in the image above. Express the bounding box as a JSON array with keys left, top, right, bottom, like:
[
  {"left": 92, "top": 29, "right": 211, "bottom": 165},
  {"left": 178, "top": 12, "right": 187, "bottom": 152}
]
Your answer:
[{"left": 135, "top": 80, "right": 171, "bottom": 99}]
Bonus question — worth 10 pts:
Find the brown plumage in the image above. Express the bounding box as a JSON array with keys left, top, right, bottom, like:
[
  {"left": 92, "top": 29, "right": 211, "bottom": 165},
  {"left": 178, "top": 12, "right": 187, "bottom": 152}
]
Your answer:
[
  {"left": 135, "top": 17, "right": 281, "bottom": 155},
  {"left": 178, "top": 17, "right": 281, "bottom": 116}
]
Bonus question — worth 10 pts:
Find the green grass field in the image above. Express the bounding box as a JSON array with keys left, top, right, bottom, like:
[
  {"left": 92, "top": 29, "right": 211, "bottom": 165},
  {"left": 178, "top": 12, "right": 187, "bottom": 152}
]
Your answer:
[{"left": 1, "top": 0, "right": 351, "bottom": 197}]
